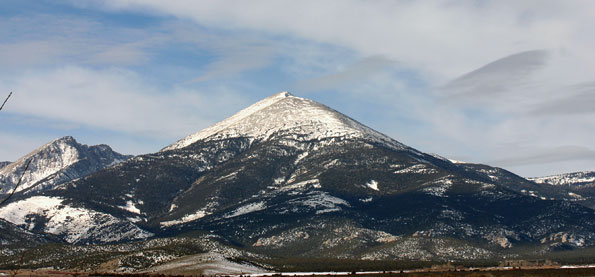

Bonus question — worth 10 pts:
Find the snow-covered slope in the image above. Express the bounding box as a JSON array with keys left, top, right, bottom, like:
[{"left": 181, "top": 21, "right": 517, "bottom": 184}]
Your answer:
[
  {"left": 0, "top": 196, "right": 152, "bottom": 244},
  {"left": 526, "top": 171, "right": 595, "bottom": 209},
  {"left": 162, "top": 92, "right": 408, "bottom": 152},
  {"left": 529, "top": 171, "right": 595, "bottom": 187},
  {"left": 0, "top": 136, "right": 131, "bottom": 194}
]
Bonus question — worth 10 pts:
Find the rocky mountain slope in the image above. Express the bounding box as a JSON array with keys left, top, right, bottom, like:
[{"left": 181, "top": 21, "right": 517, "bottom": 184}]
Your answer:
[
  {"left": 0, "top": 161, "right": 10, "bottom": 169},
  {"left": 527, "top": 171, "right": 595, "bottom": 209},
  {"left": 530, "top": 171, "right": 595, "bottom": 187},
  {"left": 2, "top": 92, "right": 595, "bottom": 270},
  {"left": 0, "top": 218, "right": 51, "bottom": 251},
  {"left": 0, "top": 136, "right": 131, "bottom": 194},
  {"left": 0, "top": 195, "right": 153, "bottom": 244}
]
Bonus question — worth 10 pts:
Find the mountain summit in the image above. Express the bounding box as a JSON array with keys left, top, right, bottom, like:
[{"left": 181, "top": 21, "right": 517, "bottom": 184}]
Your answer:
[
  {"left": 163, "top": 91, "right": 406, "bottom": 151},
  {"left": 0, "top": 136, "right": 131, "bottom": 194}
]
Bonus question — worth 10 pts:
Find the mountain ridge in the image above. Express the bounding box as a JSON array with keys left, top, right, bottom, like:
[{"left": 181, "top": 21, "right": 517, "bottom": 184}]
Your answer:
[
  {"left": 2, "top": 92, "right": 595, "bottom": 271},
  {"left": 0, "top": 136, "right": 131, "bottom": 194},
  {"left": 529, "top": 171, "right": 595, "bottom": 187}
]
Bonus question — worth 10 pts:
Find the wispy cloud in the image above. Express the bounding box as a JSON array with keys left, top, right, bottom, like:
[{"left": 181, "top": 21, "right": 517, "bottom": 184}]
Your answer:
[
  {"left": 0, "top": 66, "right": 250, "bottom": 139},
  {"left": 530, "top": 82, "right": 595, "bottom": 115},
  {"left": 294, "top": 55, "right": 397, "bottom": 92},
  {"left": 0, "top": 15, "right": 159, "bottom": 69},
  {"left": 441, "top": 50, "right": 550, "bottom": 98},
  {"left": 0, "top": 40, "right": 64, "bottom": 67},
  {"left": 489, "top": 146, "right": 595, "bottom": 167},
  {"left": 189, "top": 42, "right": 276, "bottom": 83},
  {"left": 96, "top": 1, "right": 595, "bottom": 80}
]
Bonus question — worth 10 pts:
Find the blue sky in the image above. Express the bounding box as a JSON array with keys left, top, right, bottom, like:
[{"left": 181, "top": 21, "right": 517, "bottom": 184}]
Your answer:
[{"left": 1, "top": 0, "right": 595, "bottom": 177}]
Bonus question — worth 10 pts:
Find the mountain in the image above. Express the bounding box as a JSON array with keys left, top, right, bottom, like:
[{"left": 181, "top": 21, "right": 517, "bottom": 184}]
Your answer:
[
  {"left": 527, "top": 171, "right": 595, "bottom": 209},
  {"left": 0, "top": 136, "right": 131, "bottom": 194},
  {"left": 162, "top": 91, "right": 405, "bottom": 152},
  {"left": 0, "top": 161, "right": 10, "bottom": 169},
  {"left": 3, "top": 92, "right": 595, "bottom": 270},
  {"left": 0, "top": 136, "right": 143, "bottom": 244},
  {"left": 529, "top": 171, "right": 595, "bottom": 187}
]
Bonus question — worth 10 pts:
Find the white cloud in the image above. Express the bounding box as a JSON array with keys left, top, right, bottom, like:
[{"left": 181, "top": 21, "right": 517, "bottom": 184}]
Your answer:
[
  {"left": 441, "top": 50, "right": 550, "bottom": 98},
  {"left": 0, "top": 66, "right": 250, "bottom": 141},
  {"left": 0, "top": 15, "right": 164, "bottom": 70},
  {"left": 530, "top": 82, "right": 595, "bottom": 116},
  {"left": 86, "top": 40, "right": 154, "bottom": 66},
  {"left": 0, "top": 40, "right": 64, "bottom": 67},
  {"left": 189, "top": 41, "right": 276, "bottom": 83},
  {"left": 294, "top": 55, "right": 397, "bottom": 92},
  {"left": 490, "top": 146, "right": 595, "bottom": 167},
  {"left": 96, "top": 0, "right": 595, "bottom": 81}
]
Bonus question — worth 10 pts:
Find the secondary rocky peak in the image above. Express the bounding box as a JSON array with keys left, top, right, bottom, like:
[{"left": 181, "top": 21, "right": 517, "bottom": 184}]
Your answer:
[
  {"left": 0, "top": 136, "right": 130, "bottom": 194},
  {"left": 1, "top": 136, "right": 80, "bottom": 174},
  {"left": 162, "top": 92, "right": 407, "bottom": 151}
]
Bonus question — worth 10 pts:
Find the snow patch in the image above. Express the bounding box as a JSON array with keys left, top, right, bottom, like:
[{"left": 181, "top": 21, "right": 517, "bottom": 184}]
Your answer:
[
  {"left": 365, "top": 180, "right": 379, "bottom": 191},
  {"left": 422, "top": 177, "right": 453, "bottom": 197},
  {"left": 215, "top": 171, "right": 239, "bottom": 182},
  {"left": 118, "top": 200, "right": 141, "bottom": 214},
  {"left": 0, "top": 196, "right": 152, "bottom": 243},
  {"left": 225, "top": 202, "right": 266, "bottom": 218},
  {"left": 302, "top": 193, "right": 349, "bottom": 208},
  {"left": 160, "top": 210, "right": 210, "bottom": 227},
  {"left": 394, "top": 164, "right": 438, "bottom": 174},
  {"left": 360, "top": 197, "right": 373, "bottom": 203},
  {"left": 287, "top": 192, "right": 350, "bottom": 214},
  {"left": 448, "top": 159, "right": 467, "bottom": 164},
  {"left": 323, "top": 159, "right": 340, "bottom": 169},
  {"left": 280, "top": 179, "right": 320, "bottom": 191},
  {"left": 316, "top": 207, "right": 342, "bottom": 214},
  {"left": 294, "top": 152, "right": 309, "bottom": 165},
  {"left": 127, "top": 216, "right": 143, "bottom": 223},
  {"left": 272, "top": 177, "right": 285, "bottom": 185}
]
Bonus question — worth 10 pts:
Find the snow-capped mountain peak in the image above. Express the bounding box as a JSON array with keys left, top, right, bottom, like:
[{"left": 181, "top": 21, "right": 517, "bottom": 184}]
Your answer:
[
  {"left": 162, "top": 91, "right": 407, "bottom": 151},
  {"left": 0, "top": 136, "right": 130, "bottom": 194},
  {"left": 1, "top": 136, "right": 81, "bottom": 191}
]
